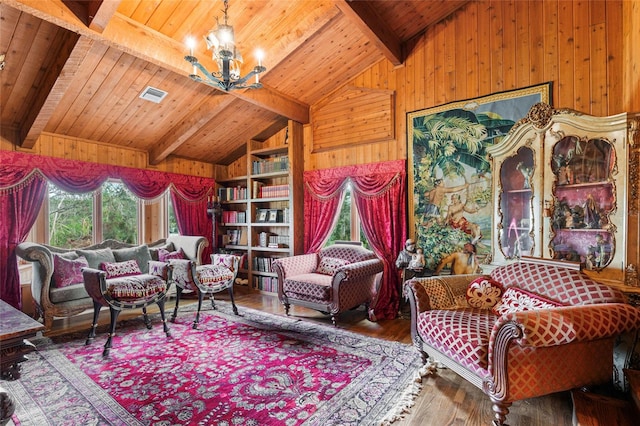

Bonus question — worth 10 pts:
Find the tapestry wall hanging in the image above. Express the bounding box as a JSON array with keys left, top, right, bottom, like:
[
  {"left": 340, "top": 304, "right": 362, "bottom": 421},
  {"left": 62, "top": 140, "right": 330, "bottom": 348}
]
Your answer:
[{"left": 407, "top": 82, "right": 552, "bottom": 270}]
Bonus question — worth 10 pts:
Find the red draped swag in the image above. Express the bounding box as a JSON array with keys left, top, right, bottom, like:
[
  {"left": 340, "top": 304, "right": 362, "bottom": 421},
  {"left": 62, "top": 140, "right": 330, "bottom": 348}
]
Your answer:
[
  {"left": 304, "top": 160, "right": 407, "bottom": 320},
  {"left": 0, "top": 151, "right": 215, "bottom": 310}
]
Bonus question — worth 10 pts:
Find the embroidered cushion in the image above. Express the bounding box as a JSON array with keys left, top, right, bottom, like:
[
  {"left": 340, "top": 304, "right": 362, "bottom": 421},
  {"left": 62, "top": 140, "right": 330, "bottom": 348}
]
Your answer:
[
  {"left": 101, "top": 259, "right": 142, "bottom": 279},
  {"left": 466, "top": 277, "right": 504, "bottom": 309},
  {"left": 492, "top": 286, "right": 562, "bottom": 316},
  {"left": 196, "top": 265, "right": 235, "bottom": 291},
  {"left": 212, "top": 254, "right": 237, "bottom": 272},
  {"left": 113, "top": 244, "right": 152, "bottom": 274},
  {"left": 158, "top": 248, "right": 185, "bottom": 262},
  {"left": 77, "top": 248, "right": 115, "bottom": 269},
  {"left": 149, "top": 242, "right": 175, "bottom": 261},
  {"left": 106, "top": 275, "right": 166, "bottom": 301},
  {"left": 316, "top": 257, "right": 349, "bottom": 275},
  {"left": 52, "top": 254, "right": 89, "bottom": 288}
]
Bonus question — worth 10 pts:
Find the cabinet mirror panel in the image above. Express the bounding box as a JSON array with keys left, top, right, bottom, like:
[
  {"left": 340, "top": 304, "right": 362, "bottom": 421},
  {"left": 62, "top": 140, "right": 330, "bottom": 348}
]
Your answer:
[
  {"left": 499, "top": 146, "right": 535, "bottom": 259},
  {"left": 550, "top": 136, "right": 616, "bottom": 270}
]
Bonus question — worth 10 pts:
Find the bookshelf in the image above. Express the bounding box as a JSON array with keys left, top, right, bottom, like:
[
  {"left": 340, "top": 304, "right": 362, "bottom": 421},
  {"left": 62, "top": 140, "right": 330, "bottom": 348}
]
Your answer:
[{"left": 216, "top": 120, "right": 304, "bottom": 293}]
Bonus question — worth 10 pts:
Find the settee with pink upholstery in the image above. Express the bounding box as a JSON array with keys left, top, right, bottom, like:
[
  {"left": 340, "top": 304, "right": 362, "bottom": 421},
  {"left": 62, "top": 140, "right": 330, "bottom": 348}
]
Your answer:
[
  {"left": 272, "top": 243, "right": 384, "bottom": 326},
  {"left": 404, "top": 258, "right": 640, "bottom": 426}
]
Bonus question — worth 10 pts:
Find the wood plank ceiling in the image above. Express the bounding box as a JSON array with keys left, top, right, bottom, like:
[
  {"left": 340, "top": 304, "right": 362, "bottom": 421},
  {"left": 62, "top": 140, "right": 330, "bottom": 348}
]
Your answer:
[{"left": 1, "top": 0, "right": 470, "bottom": 165}]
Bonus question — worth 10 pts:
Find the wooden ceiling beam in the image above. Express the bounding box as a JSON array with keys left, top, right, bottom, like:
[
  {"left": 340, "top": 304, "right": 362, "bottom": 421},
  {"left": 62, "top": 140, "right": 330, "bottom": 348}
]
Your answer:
[
  {"left": 20, "top": 33, "right": 90, "bottom": 148},
  {"left": 149, "top": 94, "right": 236, "bottom": 165},
  {"left": 335, "top": 0, "right": 403, "bottom": 66},
  {"left": 5, "top": 0, "right": 310, "bottom": 124}
]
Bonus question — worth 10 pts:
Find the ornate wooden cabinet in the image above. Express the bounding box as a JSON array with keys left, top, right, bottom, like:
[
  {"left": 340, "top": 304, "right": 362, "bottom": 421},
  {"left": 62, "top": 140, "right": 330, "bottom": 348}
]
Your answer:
[{"left": 488, "top": 103, "right": 640, "bottom": 291}]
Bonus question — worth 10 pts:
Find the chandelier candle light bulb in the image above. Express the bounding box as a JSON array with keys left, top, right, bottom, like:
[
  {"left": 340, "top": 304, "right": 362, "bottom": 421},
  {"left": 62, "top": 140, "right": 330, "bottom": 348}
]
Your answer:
[{"left": 183, "top": 0, "right": 265, "bottom": 92}]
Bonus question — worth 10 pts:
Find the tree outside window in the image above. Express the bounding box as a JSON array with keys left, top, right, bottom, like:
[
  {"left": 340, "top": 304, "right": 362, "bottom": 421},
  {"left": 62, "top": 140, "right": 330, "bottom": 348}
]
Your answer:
[
  {"left": 325, "top": 185, "right": 370, "bottom": 249},
  {"left": 47, "top": 181, "right": 139, "bottom": 248}
]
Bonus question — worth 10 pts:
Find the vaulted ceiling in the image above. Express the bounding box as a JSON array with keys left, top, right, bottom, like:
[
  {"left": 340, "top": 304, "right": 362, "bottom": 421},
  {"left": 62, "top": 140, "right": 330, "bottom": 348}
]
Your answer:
[{"left": 1, "top": 0, "right": 470, "bottom": 165}]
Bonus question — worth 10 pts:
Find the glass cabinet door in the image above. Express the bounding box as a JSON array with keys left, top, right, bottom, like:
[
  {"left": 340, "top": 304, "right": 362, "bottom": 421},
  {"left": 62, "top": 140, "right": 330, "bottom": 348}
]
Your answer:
[
  {"left": 549, "top": 136, "right": 616, "bottom": 270},
  {"left": 498, "top": 146, "right": 535, "bottom": 259}
]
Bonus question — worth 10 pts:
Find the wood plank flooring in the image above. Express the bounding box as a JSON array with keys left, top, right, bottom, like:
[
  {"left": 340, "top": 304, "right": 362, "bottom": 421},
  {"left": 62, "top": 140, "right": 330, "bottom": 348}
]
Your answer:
[{"left": 43, "top": 288, "right": 575, "bottom": 426}]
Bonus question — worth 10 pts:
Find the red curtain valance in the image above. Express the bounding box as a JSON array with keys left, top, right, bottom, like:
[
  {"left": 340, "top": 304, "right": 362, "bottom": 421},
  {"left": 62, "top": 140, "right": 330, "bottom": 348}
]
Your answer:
[{"left": 0, "top": 151, "right": 214, "bottom": 200}]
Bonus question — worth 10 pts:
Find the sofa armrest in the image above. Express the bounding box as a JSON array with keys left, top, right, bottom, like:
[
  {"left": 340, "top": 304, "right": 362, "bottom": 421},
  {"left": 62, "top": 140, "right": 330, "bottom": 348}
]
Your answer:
[
  {"left": 272, "top": 253, "right": 319, "bottom": 279},
  {"left": 335, "top": 258, "right": 383, "bottom": 282},
  {"left": 166, "top": 235, "right": 208, "bottom": 265},
  {"left": 491, "top": 303, "right": 640, "bottom": 350},
  {"left": 16, "top": 242, "right": 54, "bottom": 307}
]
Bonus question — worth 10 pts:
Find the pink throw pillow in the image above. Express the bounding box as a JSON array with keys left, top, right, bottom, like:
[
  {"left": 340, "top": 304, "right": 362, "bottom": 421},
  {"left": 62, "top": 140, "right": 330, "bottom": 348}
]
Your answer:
[
  {"left": 492, "top": 286, "right": 562, "bottom": 316},
  {"left": 158, "top": 248, "right": 185, "bottom": 262},
  {"left": 101, "top": 259, "right": 142, "bottom": 279},
  {"left": 53, "top": 255, "right": 89, "bottom": 288},
  {"left": 466, "top": 277, "right": 504, "bottom": 309},
  {"left": 316, "top": 257, "right": 349, "bottom": 276}
]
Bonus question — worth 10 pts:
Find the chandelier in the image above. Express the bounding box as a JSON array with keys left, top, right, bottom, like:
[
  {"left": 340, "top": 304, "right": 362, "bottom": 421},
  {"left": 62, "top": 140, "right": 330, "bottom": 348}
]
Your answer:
[{"left": 185, "top": 0, "right": 266, "bottom": 91}]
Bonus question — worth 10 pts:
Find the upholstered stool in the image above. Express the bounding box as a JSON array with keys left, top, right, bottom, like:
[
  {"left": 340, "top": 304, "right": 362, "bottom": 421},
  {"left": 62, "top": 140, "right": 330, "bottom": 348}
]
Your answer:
[
  {"left": 170, "top": 254, "right": 240, "bottom": 329},
  {"left": 82, "top": 261, "right": 172, "bottom": 357}
]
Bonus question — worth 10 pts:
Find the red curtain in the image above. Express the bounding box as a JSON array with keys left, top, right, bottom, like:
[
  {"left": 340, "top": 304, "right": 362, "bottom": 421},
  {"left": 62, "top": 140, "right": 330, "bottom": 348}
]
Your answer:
[
  {"left": 0, "top": 170, "right": 47, "bottom": 309},
  {"left": 0, "top": 151, "right": 215, "bottom": 308},
  {"left": 170, "top": 187, "right": 213, "bottom": 262},
  {"left": 303, "top": 160, "right": 407, "bottom": 320}
]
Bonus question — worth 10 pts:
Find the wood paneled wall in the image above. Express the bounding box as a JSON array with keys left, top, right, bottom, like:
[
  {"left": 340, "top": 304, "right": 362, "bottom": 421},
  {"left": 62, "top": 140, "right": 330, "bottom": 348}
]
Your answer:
[
  {"left": 305, "top": 0, "right": 638, "bottom": 171},
  {"left": 3, "top": 132, "right": 216, "bottom": 177}
]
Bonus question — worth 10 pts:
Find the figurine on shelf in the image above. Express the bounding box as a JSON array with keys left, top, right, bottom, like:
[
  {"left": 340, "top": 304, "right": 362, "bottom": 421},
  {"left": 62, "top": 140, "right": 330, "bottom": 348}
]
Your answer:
[
  {"left": 516, "top": 161, "right": 533, "bottom": 189},
  {"left": 552, "top": 153, "right": 573, "bottom": 185},
  {"left": 594, "top": 234, "right": 608, "bottom": 268},
  {"left": 408, "top": 248, "right": 426, "bottom": 270},
  {"left": 583, "top": 194, "right": 601, "bottom": 229},
  {"left": 395, "top": 238, "right": 417, "bottom": 269}
]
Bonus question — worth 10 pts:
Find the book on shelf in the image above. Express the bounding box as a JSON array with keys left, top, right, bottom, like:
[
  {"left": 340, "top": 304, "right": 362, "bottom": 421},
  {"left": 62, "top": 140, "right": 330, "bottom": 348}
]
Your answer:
[
  {"left": 253, "top": 184, "right": 290, "bottom": 199},
  {"left": 224, "top": 229, "right": 245, "bottom": 246},
  {"left": 252, "top": 181, "right": 264, "bottom": 199},
  {"left": 221, "top": 210, "right": 246, "bottom": 224},
  {"left": 252, "top": 155, "right": 289, "bottom": 175},
  {"left": 217, "top": 186, "right": 247, "bottom": 201},
  {"left": 252, "top": 276, "right": 279, "bottom": 292}
]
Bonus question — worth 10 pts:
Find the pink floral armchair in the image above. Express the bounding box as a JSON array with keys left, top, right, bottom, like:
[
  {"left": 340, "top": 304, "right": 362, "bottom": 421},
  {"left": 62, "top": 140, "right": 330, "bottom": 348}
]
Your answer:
[
  {"left": 272, "top": 244, "right": 384, "bottom": 326},
  {"left": 404, "top": 259, "right": 640, "bottom": 426}
]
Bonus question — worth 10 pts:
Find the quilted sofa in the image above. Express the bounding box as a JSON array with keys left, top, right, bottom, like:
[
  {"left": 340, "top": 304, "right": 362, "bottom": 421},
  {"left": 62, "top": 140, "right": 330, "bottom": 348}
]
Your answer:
[
  {"left": 404, "top": 259, "right": 640, "bottom": 426},
  {"left": 16, "top": 235, "right": 207, "bottom": 330},
  {"left": 272, "top": 243, "right": 384, "bottom": 325}
]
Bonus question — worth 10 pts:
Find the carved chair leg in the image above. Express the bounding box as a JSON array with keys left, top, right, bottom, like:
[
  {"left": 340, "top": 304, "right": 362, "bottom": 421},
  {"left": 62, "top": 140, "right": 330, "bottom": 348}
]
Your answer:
[
  {"left": 227, "top": 285, "right": 239, "bottom": 315},
  {"left": 171, "top": 287, "right": 183, "bottom": 323},
  {"left": 85, "top": 300, "right": 102, "bottom": 345},
  {"left": 103, "top": 307, "right": 121, "bottom": 357},
  {"left": 284, "top": 303, "right": 291, "bottom": 316},
  {"left": 490, "top": 400, "right": 512, "bottom": 426},
  {"left": 331, "top": 315, "right": 337, "bottom": 327},
  {"left": 157, "top": 298, "right": 171, "bottom": 337},
  {"left": 193, "top": 290, "right": 205, "bottom": 330},
  {"left": 142, "top": 306, "right": 152, "bottom": 329}
]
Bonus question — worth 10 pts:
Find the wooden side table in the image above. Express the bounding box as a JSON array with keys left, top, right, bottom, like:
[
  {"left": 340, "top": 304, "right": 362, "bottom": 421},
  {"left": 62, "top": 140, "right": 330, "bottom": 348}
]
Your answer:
[{"left": 0, "top": 299, "right": 44, "bottom": 424}]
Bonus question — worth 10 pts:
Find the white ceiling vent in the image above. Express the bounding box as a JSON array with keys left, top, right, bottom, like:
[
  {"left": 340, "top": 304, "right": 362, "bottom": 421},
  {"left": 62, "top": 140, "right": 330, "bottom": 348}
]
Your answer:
[{"left": 139, "top": 86, "right": 168, "bottom": 104}]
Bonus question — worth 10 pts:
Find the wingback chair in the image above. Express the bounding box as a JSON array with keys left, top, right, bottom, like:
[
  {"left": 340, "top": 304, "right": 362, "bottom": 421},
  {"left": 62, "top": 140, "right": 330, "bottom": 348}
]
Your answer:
[{"left": 272, "top": 244, "right": 384, "bottom": 326}]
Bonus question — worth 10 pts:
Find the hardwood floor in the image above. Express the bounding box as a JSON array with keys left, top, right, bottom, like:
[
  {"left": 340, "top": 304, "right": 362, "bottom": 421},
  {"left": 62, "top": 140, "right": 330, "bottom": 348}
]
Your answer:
[{"left": 43, "top": 288, "right": 575, "bottom": 426}]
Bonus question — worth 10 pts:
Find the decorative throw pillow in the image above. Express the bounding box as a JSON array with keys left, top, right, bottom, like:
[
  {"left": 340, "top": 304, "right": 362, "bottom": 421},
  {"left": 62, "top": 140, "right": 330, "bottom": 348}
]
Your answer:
[
  {"left": 76, "top": 248, "right": 116, "bottom": 269},
  {"left": 466, "top": 277, "right": 504, "bottom": 309},
  {"left": 316, "top": 257, "right": 349, "bottom": 276},
  {"left": 100, "top": 259, "right": 142, "bottom": 279},
  {"left": 52, "top": 255, "right": 89, "bottom": 288},
  {"left": 492, "top": 286, "right": 562, "bottom": 316},
  {"left": 158, "top": 248, "right": 185, "bottom": 262},
  {"left": 149, "top": 242, "right": 175, "bottom": 261},
  {"left": 113, "top": 244, "right": 152, "bottom": 274},
  {"left": 212, "top": 254, "right": 237, "bottom": 272}
]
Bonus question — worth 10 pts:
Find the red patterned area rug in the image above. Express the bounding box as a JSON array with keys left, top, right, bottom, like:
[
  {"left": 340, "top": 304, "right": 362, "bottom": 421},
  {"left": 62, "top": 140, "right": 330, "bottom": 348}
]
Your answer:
[{"left": 6, "top": 302, "right": 423, "bottom": 425}]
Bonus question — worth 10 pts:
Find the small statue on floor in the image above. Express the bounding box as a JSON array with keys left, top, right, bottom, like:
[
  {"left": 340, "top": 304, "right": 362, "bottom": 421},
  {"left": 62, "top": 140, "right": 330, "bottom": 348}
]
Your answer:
[
  {"left": 408, "top": 248, "right": 426, "bottom": 270},
  {"left": 396, "top": 238, "right": 417, "bottom": 269}
]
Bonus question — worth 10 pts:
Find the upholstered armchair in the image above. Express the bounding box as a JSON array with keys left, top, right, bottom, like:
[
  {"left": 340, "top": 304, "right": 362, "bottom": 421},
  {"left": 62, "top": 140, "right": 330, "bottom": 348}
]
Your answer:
[
  {"left": 272, "top": 243, "right": 384, "bottom": 326},
  {"left": 169, "top": 253, "right": 240, "bottom": 329}
]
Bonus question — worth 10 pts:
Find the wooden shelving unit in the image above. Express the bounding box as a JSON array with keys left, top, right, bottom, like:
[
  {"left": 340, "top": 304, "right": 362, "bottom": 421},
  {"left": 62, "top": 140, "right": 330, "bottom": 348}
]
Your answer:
[{"left": 215, "top": 120, "right": 304, "bottom": 293}]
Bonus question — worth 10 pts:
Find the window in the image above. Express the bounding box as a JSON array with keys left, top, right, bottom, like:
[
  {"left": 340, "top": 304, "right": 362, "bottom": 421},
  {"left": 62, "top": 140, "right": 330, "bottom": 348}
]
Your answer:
[
  {"left": 325, "top": 184, "right": 370, "bottom": 249},
  {"left": 101, "top": 181, "right": 138, "bottom": 243},
  {"left": 47, "top": 181, "right": 140, "bottom": 248},
  {"left": 167, "top": 195, "right": 179, "bottom": 235},
  {"left": 48, "top": 184, "right": 93, "bottom": 248}
]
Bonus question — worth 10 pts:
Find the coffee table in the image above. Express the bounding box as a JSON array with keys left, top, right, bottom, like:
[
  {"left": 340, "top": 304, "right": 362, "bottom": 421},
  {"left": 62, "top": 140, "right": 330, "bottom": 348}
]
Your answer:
[{"left": 0, "top": 299, "right": 44, "bottom": 424}]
